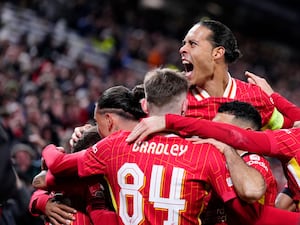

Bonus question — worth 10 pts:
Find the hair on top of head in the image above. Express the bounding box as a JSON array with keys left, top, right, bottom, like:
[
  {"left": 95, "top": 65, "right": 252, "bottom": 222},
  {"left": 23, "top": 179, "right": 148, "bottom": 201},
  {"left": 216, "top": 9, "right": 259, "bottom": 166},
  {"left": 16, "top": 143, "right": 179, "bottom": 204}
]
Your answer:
[
  {"left": 198, "top": 19, "right": 242, "bottom": 64},
  {"left": 217, "top": 100, "right": 262, "bottom": 130},
  {"left": 131, "top": 84, "right": 145, "bottom": 102},
  {"left": 72, "top": 126, "right": 101, "bottom": 153},
  {"left": 97, "top": 85, "right": 146, "bottom": 120},
  {"left": 143, "top": 68, "right": 188, "bottom": 107}
]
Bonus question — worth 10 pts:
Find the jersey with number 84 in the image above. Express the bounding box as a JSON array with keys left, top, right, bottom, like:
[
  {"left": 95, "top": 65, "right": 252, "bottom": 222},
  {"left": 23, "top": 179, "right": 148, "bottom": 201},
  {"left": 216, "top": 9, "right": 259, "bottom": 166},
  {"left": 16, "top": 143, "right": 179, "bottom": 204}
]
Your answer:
[{"left": 78, "top": 130, "right": 237, "bottom": 225}]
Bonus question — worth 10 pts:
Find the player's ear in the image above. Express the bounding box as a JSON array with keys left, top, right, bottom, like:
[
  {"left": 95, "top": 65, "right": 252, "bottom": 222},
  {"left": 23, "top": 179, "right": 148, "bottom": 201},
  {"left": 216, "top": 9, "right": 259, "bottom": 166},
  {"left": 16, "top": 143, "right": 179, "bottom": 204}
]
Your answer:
[
  {"left": 140, "top": 98, "right": 149, "bottom": 114},
  {"left": 213, "top": 46, "right": 225, "bottom": 60},
  {"left": 105, "top": 113, "right": 115, "bottom": 132}
]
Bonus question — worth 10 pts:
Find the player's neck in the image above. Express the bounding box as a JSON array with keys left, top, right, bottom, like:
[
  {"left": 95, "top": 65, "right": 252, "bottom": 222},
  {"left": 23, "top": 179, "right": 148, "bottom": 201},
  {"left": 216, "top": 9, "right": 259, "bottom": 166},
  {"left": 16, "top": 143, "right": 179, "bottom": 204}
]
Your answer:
[
  {"left": 201, "top": 71, "right": 229, "bottom": 97},
  {"left": 119, "top": 120, "right": 139, "bottom": 131}
]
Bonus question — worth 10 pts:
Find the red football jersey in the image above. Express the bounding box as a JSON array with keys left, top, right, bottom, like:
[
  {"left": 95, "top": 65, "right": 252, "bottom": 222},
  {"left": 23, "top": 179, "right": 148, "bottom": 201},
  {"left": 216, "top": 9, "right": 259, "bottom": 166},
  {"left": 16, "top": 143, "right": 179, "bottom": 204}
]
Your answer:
[
  {"left": 39, "top": 151, "right": 118, "bottom": 225},
  {"left": 77, "top": 130, "right": 237, "bottom": 225},
  {"left": 200, "top": 153, "right": 277, "bottom": 225},
  {"left": 166, "top": 114, "right": 300, "bottom": 203},
  {"left": 186, "top": 76, "right": 290, "bottom": 129}
]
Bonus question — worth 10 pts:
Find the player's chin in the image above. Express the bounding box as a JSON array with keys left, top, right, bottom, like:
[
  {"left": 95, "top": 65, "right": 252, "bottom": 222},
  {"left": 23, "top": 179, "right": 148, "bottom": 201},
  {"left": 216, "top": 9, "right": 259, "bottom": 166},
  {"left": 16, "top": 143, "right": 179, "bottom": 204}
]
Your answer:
[
  {"left": 186, "top": 73, "right": 197, "bottom": 86},
  {"left": 185, "top": 71, "right": 193, "bottom": 80}
]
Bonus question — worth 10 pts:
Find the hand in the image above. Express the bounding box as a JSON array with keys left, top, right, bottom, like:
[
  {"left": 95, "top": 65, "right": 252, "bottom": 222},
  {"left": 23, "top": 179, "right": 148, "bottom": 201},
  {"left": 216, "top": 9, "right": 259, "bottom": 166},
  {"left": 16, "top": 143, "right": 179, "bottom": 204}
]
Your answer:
[
  {"left": 245, "top": 71, "right": 274, "bottom": 96},
  {"left": 293, "top": 121, "right": 300, "bottom": 128},
  {"left": 32, "top": 170, "right": 47, "bottom": 189},
  {"left": 69, "top": 124, "right": 93, "bottom": 147},
  {"left": 45, "top": 199, "right": 77, "bottom": 225},
  {"left": 185, "top": 136, "right": 206, "bottom": 144},
  {"left": 72, "top": 125, "right": 101, "bottom": 153},
  {"left": 126, "top": 116, "right": 166, "bottom": 143},
  {"left": 186, "top": 137, "right": 233, "bottom": 154}
]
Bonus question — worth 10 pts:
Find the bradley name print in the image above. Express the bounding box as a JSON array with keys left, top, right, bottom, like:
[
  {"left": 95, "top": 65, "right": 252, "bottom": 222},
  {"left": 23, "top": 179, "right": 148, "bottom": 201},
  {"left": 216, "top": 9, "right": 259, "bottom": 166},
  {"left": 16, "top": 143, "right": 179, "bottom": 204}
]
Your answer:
[{"left": 132, "top": 141, "right": 188, "bottom": 156}]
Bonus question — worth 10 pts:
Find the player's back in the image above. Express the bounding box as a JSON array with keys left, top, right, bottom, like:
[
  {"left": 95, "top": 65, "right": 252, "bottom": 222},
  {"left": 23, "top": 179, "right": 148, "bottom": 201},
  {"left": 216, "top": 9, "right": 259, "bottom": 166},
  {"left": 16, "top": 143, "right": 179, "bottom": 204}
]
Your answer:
[
  {"left": 81, "top": 130, "right": 237, "bottom": 225},
  {"left": 186, "top": 78, "right": 275, "bottom": 127}
]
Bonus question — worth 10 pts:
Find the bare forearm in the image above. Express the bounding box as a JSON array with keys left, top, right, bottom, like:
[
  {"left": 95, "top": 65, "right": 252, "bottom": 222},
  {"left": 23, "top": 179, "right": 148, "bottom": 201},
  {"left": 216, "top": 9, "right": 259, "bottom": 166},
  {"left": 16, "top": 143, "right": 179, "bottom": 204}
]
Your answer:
[{"left": 223, "top": 148, "right": 266, "bottom": 203}]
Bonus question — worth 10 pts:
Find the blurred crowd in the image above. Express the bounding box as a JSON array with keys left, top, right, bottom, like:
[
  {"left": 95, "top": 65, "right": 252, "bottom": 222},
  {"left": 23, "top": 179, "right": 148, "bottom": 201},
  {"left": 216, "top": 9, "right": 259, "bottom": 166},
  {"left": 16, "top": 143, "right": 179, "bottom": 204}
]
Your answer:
[{"left": 0, "top": 0, "right": 299, "bottom": 224}]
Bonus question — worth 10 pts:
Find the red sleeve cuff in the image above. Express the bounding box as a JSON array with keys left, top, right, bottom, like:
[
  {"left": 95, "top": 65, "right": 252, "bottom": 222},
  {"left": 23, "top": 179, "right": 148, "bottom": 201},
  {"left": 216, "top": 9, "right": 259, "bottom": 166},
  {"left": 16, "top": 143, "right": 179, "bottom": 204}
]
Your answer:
[
  {"left": 29, "top": 190, "right": 50, "bottom": 216},
  {"left": 36, "top": 193, "right": 50, "bottom": 214}
]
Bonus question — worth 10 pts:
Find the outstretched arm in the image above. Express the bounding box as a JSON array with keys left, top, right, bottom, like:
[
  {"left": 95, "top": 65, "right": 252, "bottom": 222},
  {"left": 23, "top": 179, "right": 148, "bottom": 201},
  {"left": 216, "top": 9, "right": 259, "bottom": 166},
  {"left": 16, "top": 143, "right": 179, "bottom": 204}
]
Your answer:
[
  {"left": 126, "top": 115, "right": 273, "bottom": 156},
  {"left": 42, "top": 144, "right": 85, "bottom": 176},
  {"left": 166, "top": 114, "right": 275, "bottom": 155}
]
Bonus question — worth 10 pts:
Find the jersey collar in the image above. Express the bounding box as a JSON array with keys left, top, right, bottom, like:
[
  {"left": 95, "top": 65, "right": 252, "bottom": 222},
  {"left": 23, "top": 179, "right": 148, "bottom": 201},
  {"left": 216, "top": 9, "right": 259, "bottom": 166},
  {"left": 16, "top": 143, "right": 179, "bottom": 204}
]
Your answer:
[{"left": 192, "top": 73, "right": 237, "bottom": 101}]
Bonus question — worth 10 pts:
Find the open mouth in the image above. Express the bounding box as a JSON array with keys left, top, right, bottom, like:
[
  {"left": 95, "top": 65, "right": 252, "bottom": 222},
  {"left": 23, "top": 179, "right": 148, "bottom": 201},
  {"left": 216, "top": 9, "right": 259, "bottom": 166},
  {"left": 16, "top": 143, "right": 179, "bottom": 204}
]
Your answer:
[
  {"left": 184, "top": 63, "right": 193, "bottom": 73},
  {"left": 183, "top": 62, "right": 194, "bottom": 79}
]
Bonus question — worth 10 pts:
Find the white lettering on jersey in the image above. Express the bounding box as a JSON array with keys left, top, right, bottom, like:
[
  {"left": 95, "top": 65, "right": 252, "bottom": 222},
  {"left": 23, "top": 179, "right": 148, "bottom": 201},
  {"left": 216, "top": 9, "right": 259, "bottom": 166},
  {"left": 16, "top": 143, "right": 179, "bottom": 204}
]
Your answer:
[
  {"left": 246, "top": 154, "right": 269, "bottom": 172},
  {"left": 117, "top": 163, "right": 186, "bottom": 225},
  {"left": 249, "top": 154, "right": 260, "bottom": 161},
  {"left": 132, "top": 142, "right": 188, "bottom": 156},
  {"left": 247, "top": 160, "right": 269, "bottom": 172}
]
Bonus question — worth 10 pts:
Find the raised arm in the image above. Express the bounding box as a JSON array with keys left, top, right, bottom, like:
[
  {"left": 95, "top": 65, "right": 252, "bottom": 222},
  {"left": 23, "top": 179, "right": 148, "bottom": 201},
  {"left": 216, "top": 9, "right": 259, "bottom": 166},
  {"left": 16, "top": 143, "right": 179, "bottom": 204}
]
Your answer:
[
  {"left": 246, "top": 71, "right": 300, "bottom": 125},
  {"left": 270, "top": 92, "right": 300, "bottom": 123}
]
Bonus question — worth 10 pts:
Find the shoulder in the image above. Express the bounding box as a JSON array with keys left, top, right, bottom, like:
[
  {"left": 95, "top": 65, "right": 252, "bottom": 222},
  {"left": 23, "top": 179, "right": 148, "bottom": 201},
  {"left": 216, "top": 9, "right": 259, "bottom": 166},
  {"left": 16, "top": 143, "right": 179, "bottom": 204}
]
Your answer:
[
  {"left": 234, "top": 78, "right": 265, "bottom": 93},
  {"left": 93, "top": 130, "right": 130, "bottom": 150},
  {"left": 109, "top": 130, "right": 131, "bottom": 138},
  {"left": 195, "top": 142, "right": 225, "bottom": 160},
  {"left": 234, "top": 78, "right": 273, "bottom": 105}
]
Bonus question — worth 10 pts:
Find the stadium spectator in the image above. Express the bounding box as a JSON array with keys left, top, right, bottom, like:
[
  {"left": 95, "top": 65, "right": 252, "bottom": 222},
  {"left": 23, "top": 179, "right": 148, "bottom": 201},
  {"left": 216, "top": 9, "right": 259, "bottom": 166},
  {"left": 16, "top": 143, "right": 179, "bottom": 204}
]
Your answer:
[
  {"left": 0, "top": 123, "right": 16, "bottom": 224},
  {"left": 11, "top": 143, "right": 40, "bottom": 191}
]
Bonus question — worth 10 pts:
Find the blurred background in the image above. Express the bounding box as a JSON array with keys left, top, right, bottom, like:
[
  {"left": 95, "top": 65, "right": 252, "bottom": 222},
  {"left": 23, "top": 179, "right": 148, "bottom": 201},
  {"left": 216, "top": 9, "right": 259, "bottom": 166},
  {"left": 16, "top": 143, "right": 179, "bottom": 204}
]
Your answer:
[{"left": 0, "top": 0, "right": 299, "bottom": 224}]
